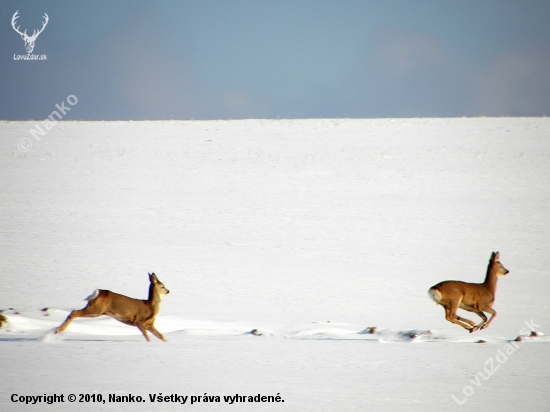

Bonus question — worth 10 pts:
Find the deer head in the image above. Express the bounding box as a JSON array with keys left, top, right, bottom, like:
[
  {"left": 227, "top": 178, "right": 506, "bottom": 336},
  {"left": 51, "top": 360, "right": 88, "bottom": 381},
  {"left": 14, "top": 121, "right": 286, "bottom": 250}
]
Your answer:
[
  {"left": 12, "top": 11, "right": 49, "bottom": 54},
  {"left": 490, "top": 251, "right": 509, "bottom": 277}
]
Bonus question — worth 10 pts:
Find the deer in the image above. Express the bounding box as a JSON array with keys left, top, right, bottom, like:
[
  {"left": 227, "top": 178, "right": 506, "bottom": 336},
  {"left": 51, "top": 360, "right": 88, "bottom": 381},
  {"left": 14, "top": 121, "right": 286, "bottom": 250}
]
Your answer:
[
  {"left": 428, "top": 252, "right": 509, "bottom": 333},
  {"left": 56, "top": 273, "right": 170, "bottom": 341},
  {"left": 11, "top": 11, "right": 49, "bottom": 54}
]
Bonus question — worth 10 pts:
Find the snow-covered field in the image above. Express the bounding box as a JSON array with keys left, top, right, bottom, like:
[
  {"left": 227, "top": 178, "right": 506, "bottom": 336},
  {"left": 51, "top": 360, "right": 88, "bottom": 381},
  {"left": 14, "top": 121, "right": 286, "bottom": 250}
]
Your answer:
[{"left": 1, "top": 118, "right": 549, "bottom": 411}]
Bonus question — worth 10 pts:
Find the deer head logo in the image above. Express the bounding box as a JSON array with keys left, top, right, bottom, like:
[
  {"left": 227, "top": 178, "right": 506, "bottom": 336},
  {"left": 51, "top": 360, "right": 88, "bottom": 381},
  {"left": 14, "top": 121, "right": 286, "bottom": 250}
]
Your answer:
[{"left": 11, "top": 11, "right": 49, "bottom": 54}]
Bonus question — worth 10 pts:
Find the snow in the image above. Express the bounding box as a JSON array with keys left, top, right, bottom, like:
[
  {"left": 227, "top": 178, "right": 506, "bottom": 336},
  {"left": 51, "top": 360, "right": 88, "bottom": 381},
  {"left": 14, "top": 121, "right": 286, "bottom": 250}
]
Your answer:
[{"left": 1, "top": 118, "right": 549, "bottom": 410}]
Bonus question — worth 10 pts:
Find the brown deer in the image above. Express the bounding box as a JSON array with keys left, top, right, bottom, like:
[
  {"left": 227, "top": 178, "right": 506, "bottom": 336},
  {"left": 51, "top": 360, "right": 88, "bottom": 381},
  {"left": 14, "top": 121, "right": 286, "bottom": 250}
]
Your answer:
[
  {"left": 428, "top": 252, "right": 509, "bottom": 333},
  {"left": 56, "top": 273, "right": 170, "bottom": 341}
]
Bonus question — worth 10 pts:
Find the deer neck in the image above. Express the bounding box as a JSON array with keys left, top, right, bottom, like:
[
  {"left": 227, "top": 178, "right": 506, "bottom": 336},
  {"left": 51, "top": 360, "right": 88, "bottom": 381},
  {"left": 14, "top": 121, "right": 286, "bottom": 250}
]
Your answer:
[
  {"left": 483, "top": 264, "right": 499, "bottom": 293},
  {"left": 147, "top": 285, "right": 162, "bottom": 311}
]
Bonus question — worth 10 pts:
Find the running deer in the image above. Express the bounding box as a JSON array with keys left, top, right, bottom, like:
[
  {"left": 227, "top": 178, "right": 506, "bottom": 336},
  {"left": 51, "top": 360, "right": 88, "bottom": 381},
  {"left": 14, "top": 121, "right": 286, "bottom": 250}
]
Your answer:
[
  {"left": 56, "top": 273, "right": 170, "bottom": 341},
  {"left": 428, "top": 252, "right": 509, "bottom": 333}
]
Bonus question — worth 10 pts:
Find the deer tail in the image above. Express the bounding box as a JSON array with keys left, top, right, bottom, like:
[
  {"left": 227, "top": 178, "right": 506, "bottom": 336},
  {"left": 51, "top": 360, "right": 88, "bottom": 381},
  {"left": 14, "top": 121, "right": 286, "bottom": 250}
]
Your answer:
[
  {"left": 428, "top": 287, "right": 442, "bottom": 304},
  {"left": 84, "top": 289, "right": 100, "bottom": 301}
]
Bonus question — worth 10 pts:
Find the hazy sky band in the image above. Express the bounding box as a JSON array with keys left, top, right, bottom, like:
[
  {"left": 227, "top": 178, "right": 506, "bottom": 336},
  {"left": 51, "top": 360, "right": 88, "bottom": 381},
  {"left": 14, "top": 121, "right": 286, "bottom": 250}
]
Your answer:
[{"left": 1, "top": 0, "right": 549, "bottom": 120}]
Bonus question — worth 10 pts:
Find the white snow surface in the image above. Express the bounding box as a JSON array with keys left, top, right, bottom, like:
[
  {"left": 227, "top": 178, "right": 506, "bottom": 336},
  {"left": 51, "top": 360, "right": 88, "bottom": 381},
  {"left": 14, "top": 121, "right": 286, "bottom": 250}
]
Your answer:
[{"left": 1, "top": 118, "right": 550, "bottom": 411}]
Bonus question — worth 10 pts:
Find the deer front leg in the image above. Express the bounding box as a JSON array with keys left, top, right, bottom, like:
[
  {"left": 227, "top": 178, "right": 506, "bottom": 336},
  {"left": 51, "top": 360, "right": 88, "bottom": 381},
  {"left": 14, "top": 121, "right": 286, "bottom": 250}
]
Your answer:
[
  {"left": 480, "top": 308, "right": 496, "bottom": 330},
  {"left": 459, "top": 303, "right": 488, "bottom": 332},
  {"left": 472, "top": 311, "right": 488, "bottom": 331},
  {"left": 136, "top": 323, "right": 151, "bottom": 341},
  {"left": 444, "top": 305, "right": 476, "bottom": 332},
  {"left": 148, "top": 325, "right": 167, "bottom": 342}
]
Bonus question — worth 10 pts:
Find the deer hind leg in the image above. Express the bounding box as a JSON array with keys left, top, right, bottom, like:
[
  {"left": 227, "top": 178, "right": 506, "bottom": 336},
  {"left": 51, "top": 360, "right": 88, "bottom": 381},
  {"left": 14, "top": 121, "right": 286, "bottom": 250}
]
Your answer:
[
  {"left": 56, "top": 311, "right": 78, "bottom": 333},
  {"left": 55, "top": 301, "right": 106, "bottom": 334},
  {"left": 479, "top": 307, "right": 496, "bottom": 330},
  {"left": 444, "top": 302, "right": 476, "bottom": 332},
  {"left": 456, "top": 315, "right": 477, "bottom": 328}
]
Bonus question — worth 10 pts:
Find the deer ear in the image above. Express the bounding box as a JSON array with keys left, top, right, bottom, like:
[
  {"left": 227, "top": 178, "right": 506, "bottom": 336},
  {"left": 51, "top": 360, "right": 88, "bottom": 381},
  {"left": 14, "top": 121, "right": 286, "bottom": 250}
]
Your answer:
[
  {"left": 494, "top": 252, "right": 500, "bottom": 261},
  {"left": 149, "top": 273, "right": 158, "bottom": 283}
]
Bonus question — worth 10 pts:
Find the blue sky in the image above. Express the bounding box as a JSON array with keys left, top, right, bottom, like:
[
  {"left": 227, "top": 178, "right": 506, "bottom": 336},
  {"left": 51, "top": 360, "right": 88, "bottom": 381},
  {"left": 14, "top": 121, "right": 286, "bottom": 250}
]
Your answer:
[{"left": 1, "top": 1, "right": 549, "bottom": 120}]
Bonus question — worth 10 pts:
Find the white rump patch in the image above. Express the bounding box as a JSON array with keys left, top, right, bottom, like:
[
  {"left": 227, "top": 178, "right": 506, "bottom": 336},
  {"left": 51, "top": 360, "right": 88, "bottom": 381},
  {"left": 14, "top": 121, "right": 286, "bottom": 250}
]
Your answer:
[
  {"left": 428, "top": 288, "right": 442, "bottom": 303},
  {"left": 84, "top": 289, "right": 100, "bottom": 301}
]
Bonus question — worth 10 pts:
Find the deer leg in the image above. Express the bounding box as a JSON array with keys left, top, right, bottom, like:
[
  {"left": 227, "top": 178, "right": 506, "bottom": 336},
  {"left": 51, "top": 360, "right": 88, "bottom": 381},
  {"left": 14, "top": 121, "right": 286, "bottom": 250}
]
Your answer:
[
  {"left": 56, "top": 311, "right": 78, "bottom": 333},
  {"left": 480, "top": 307, "right": 496, "bottom": 330},
  {"left": 136, "top": 323, "right": 151, "bottom": 342},
  {"left": 148, "top": 325, "right": 167, "bottom": 342},
  {"left": 459, "top": 303, "right": 487, "bottom": 331},
  {"left": 444, "top": 303, "right": 476, "bottom": 332},
  {"left": 56, "top": 303, "right": 105, "bottom": 334},
  {"left": 472, "top": 311, "right": 488, "bottom": 330},
  {"left": 463, "top": 315, "right": 485, "bottom": 333},
  {"left": 456, "top": 315, "right": 477, "bottom": 328}
]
